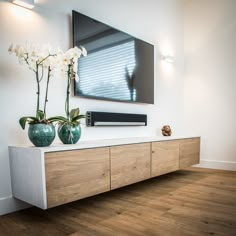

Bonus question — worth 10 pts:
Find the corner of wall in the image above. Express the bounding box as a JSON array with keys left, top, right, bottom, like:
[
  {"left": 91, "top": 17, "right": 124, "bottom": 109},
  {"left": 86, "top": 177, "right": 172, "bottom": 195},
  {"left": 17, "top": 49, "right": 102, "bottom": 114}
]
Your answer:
[
  {"left": 195, "top": 159, "right": 236, "bottom": 171},
  {"left": 0, "top": 196, "right": 31, "bottom": 216}
]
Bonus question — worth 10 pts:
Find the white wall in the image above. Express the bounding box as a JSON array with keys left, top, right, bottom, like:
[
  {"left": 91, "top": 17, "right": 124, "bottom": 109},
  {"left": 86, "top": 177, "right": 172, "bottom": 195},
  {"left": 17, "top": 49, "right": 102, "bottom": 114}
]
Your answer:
[
  {"left": 184, "top": 0, "right": 236, "bottom": 170},
  {"left": 0, "top": 0, "right": 184, "bottom": 215}
]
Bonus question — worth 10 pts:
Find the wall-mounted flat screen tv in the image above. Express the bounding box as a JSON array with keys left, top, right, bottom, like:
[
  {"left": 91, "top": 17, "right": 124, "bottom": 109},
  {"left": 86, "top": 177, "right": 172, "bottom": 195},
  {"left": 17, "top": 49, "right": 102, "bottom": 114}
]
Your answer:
[{"left": 72, "top": 10, "right": 154, "bottom": 104}]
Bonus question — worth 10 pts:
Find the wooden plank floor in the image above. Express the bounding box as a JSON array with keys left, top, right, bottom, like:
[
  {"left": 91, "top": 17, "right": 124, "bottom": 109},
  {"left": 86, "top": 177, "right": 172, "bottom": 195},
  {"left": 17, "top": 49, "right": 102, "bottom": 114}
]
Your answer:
[{"left": 0, "top": 167, "right": 236, "bottom": 236}]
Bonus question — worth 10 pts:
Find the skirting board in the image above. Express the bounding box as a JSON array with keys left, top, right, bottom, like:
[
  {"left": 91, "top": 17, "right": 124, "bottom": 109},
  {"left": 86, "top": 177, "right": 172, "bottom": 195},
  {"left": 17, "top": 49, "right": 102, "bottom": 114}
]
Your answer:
[
  {"left": 0, "top": 196, "right": 31, "bottom": 216},
  {"left": 195, "top": 159, "right": 236, "bottom": 171}
]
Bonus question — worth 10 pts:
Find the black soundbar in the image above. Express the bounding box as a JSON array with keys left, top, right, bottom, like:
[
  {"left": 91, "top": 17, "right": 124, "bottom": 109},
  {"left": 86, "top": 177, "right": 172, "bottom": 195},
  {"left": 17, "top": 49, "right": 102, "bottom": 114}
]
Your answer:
[{"left": 86, "top": 111, "right": 147, "bottom": 126}]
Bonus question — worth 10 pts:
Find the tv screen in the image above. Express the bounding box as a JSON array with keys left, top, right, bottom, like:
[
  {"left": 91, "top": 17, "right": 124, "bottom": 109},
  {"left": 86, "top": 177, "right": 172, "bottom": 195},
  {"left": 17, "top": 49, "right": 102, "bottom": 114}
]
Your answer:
[{"left": 72, "top": 10, "right": 154, "bottom": 104}]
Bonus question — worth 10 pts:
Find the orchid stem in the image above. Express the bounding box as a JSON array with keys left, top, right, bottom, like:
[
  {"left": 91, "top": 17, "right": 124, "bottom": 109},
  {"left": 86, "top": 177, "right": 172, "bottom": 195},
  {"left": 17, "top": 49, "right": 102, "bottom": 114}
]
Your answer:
[
  {"left": 65, "top": 66, "right": 71, "bottom": 120},
  {"left": 44, "top": 67, "right": 51, "bottom": 119},
  {"left": 35, "top": 64, "right": 40, "bottom": 118}
]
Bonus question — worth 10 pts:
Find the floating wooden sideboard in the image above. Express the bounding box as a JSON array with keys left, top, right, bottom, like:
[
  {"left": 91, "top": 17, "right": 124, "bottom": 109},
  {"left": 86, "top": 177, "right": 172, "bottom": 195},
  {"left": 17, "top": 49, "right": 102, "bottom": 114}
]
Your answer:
[{"left": 9, "top": 136, "right": 200, "bottom": 209}]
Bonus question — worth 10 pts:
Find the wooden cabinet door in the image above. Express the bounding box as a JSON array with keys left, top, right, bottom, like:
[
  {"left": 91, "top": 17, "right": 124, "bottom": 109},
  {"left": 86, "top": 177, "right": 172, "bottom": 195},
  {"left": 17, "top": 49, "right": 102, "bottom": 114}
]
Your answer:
[
  {"left": 151, "top": 141, "right": 179, "bottom": 177},
  {"left": 45, "top": 147, "right": 110, "bottom": 208},
  {"left": 110, "top": 143, "right": 151, "bottom": 190},
  {"left": 179, "top": 138, "right": 200, "bottom": 168}
]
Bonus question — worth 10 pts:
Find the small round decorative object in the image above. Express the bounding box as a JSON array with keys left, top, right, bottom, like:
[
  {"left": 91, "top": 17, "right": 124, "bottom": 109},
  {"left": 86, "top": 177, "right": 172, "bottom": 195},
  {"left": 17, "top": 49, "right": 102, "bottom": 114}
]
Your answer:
[
  {"left": 28, "top": 123, "right": 56, "bottom": 147},
  {"left": 161, "top": 125, "right": 172, "bottom": 136},
  {"left": 58, "top": 124, "right": 81, "bottom": 144}
]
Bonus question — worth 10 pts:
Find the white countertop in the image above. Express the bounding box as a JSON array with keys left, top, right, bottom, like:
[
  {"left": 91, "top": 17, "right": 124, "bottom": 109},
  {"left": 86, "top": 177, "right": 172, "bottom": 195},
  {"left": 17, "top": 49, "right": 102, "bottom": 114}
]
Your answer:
[{"left": 9, "top": 135, "right": 200, "bottom": 153}]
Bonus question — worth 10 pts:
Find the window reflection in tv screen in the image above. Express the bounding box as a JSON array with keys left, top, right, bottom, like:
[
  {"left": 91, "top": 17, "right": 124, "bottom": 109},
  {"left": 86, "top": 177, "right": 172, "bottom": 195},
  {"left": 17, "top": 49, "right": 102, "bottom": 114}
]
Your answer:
[{"left": 72, "top": 10, "right": 154, "bottom": 104}]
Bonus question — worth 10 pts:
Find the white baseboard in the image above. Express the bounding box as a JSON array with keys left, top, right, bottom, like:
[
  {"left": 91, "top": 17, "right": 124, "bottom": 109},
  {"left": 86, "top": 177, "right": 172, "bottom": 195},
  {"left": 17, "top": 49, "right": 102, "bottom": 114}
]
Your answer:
[
  {"left": 195, "top": 159, "right": 236, "bottom": 171},
  {"left": 0, "top": 196, "right": 31, "bottom": 216}
]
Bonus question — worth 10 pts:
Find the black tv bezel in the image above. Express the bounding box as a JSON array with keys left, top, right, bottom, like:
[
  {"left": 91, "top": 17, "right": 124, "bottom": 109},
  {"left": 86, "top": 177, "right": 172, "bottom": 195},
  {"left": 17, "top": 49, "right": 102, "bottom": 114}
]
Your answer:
[{"left": 72, "top": 10, "right": 154, "bottom": 105}]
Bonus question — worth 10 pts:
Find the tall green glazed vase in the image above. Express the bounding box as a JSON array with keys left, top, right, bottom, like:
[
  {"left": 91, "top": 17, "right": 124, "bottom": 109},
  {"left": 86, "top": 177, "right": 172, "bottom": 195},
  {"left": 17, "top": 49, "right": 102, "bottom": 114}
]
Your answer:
[
  {"left": 58, "top": 124, "right": 81, "bottom": 144},
  {"left": 28, "top": 123, "right": 56, "bottom": 147}
]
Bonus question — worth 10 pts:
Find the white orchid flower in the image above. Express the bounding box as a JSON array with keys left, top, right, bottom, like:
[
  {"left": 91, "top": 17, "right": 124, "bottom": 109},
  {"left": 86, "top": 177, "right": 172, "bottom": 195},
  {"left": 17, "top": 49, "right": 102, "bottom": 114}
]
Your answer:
[
  {"left": 57, "top": 48, "right": 64, "bottom": 56},
  {"left": 8, "top": 43, "right": 15, "bottom": 54},
  {"left": 8, "top": 43, "right": 86, "bottom": 82},
  {"left": 15, "top": 45, "right": 25, "bottom": 57},
  {"left": 75, "top": 74, "right": 79, "bottom": 82},
  {"left": 73, "top": 60, "right": 78, "bottom": 73},
  {"left": 72, "top": 46, "right": 82, "bottom": 58},
  {"left": 28, "top": 58, "right": 37, "bottom": 71},
  {"left": 62, "top": 56, "right": 71, "bottom": 66}
]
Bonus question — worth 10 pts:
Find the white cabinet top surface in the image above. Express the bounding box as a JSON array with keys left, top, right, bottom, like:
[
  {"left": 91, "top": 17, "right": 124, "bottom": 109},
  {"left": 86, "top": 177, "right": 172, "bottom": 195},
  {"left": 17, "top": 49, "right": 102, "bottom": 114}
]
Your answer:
[{"left": 9, "top": 135, "right": 200, "bottom": 153}]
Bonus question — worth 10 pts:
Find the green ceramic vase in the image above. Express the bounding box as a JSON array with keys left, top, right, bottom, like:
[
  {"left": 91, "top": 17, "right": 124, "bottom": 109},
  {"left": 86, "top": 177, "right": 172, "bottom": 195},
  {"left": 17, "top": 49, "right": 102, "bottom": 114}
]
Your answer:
[
  {"left": 58, "top": 124, "right": 81, "bottom": 144},
  {"left": 28, "top": 123, "right": 56, "bottom": 147}
]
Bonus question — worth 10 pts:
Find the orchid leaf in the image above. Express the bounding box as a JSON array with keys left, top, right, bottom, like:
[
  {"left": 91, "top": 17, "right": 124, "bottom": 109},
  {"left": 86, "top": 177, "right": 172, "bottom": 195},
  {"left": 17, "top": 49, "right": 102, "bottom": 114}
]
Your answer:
[
  {"left": 71, "top": 121, "right": 80, "bottom": 126},
  {"left": 70, "top": 108, "right": 80, "bottom": 120},
  {"left": 48, "top": 116, "right": 68, "bottom": 123},
  {"left": 19, "top": 116, "right": 38, "bottom": 130},
  {"left": 71, "top": 114, "right": 86, "bottom": 122}
]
